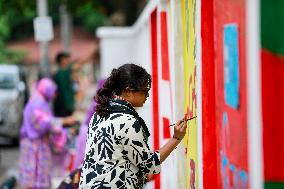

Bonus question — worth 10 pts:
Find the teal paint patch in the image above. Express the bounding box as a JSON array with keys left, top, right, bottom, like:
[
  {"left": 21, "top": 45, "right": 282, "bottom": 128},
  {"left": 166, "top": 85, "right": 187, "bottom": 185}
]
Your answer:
[{"left": 223, "top": 24, "right": 240, "bottom": 109}]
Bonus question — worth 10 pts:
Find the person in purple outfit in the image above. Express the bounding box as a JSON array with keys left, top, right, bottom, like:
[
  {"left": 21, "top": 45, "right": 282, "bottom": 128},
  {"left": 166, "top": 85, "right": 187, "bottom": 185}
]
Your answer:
[
  {"left": 18, "top": 78, "right": 75, "bottom": 189},
  {"left": 74, "top": 79, "right": 106, "bottom": 168}
]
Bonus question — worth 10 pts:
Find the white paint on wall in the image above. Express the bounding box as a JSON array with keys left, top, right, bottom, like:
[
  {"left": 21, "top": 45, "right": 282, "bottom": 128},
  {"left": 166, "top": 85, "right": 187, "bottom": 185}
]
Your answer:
[
  {"left": 246, "top": 0, "right": 263, "bottom": 189},
  {"left": 195, "top": 0, "right": 203, "bottom": 188},
  {"left": 168, "top": 0, "right": 186, "bottom": 189}
]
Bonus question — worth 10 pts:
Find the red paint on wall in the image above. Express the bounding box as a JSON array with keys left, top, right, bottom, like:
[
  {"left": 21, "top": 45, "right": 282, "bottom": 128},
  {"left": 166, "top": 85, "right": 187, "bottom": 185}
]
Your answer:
[
  {"left": 162, "top": 117, "right": 171, "bottom": 139},
  {"left": 214, "top": 0, "right": 248, "bottom": 188},
  {"left": 160, "top": 11, "right": 174, "bottom": 123},
  {"left": 201, "top": 0, "right": 218, "bottom": 188},
  {"left": 262, "top": 49, "right": 284, "bottom": 181},
  {"left": 160, "top": 12, "right": 170, "bottom": 81},
  {"left": 187, "top": 67, "right": 197, "bottom": 119},
  {"left": 150, "top": 9, "right": 161, "bottom": 189}
]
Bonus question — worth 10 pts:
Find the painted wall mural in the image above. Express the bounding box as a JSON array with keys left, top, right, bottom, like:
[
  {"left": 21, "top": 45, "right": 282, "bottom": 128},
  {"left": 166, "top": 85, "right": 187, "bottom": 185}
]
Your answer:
[
  {"left": 181, "top": 0, "right": 198, "bottom": 188},
  {"left": 98, "top": 0, "right": 284, "bottom": 188},
  {"left": 214, "top": 1, "right": 249, "bottom": 188},
  {"left": 170, "top": 1, "right": 187, "bottom": 189}
]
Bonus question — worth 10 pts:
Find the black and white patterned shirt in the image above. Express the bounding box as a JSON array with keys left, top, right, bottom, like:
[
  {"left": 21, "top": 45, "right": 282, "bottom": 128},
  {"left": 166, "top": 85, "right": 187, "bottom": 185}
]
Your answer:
[{"left": 79, "top": 100, "right": 160, "bottom": 189}]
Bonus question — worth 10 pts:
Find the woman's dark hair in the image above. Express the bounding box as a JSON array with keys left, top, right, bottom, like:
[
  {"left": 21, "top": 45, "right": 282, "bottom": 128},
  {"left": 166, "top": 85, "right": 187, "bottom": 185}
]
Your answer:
[{"left": 95, "top": 64, "right": 151, "bottom": 117}]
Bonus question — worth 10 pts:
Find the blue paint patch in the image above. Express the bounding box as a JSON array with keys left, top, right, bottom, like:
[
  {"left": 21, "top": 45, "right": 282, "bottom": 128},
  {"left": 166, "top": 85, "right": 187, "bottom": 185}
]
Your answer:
[
  {"left": 223, "top": 112, "right": 228, "bottom": 126},
  {"left": 229, "top": 164, "right": 236, "bottom": 172},
  {"left": 223, "top": 24, "right": 240, "bottom": 109},
  {"left": 239, "top": 170, "right": 248, "bottom": 182},
  {"left": 223, "top": 157, "right": 229, "bottom": 166},
  {"left": 220, "top": 150, "right": 249, "bottom": 188},
  {"left": 221, "top": 152, "right": 229, "bottom": 168}
]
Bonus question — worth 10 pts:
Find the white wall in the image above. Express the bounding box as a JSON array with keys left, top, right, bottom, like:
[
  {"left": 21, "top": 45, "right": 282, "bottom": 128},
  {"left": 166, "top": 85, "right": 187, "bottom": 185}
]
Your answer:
[{"left": 96, "top": 0, "right": 158, "bottom": 78}]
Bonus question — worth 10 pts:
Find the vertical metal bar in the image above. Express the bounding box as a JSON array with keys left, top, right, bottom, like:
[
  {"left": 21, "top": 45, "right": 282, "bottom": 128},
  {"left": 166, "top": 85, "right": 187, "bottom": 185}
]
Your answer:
[{"left": 37, "top": 0, "right": 50, "bottom": 77}]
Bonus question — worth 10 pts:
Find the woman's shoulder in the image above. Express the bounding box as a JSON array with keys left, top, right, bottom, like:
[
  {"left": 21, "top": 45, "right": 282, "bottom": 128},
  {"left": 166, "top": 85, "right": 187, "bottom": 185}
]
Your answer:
[
  {"left": 107, "top": 113, "right": 137, "bottom": 123},
  {"left": 88, "top": 112, "right": 137, "bottom": 126}
]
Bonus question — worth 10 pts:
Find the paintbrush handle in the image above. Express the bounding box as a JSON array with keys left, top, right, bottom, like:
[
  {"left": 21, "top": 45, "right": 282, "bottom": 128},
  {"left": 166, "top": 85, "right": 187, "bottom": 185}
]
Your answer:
[{"left": 168, "top": 116, "right": 197, "bottom": 127}]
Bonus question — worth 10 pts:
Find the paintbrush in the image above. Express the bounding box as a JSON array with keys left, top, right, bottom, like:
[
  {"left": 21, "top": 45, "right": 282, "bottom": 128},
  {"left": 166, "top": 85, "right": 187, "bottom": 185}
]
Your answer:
[{"left": 168, "top": 116, "right": 197, "bottom": 127}]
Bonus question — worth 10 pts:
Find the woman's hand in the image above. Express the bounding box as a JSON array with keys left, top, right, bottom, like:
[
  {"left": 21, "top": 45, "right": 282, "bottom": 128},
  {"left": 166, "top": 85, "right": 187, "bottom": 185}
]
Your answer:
[
  {"left": 159, "top": 118, "right": 187, "bottom": 163},
  {"left": 158, "top": 118, "right": 188, "bottom": 163},
  {"left": 172, "top": 119, "right": 187, "bottom": 140}
]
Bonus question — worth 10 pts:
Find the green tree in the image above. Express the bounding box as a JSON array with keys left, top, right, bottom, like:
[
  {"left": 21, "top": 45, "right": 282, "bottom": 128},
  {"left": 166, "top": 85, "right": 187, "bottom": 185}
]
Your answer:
[
  {"left": 0, "top": 0, "right": 36, "bottom": 64},
  {"left": 0, "top": 0, "right": 147, "bottom": 64}
]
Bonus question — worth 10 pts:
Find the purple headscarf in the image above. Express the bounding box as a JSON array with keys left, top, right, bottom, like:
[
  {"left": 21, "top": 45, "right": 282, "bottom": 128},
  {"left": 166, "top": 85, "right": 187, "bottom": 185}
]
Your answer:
[
  {"left": 20, "top": 78, "right": 58, "bottom": 139},
  {"left": 37, "top": 78, "right": 57, "bottom": 101}
]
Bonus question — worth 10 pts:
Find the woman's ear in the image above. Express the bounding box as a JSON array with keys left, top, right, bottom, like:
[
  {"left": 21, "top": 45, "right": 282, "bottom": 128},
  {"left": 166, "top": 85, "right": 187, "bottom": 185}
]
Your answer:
[
  {"left": 124, "top": 87, "right": 132, "bottom": 97},
  {"left": 125, "top": 90, "right": 132, "bottom": 97},
  {"left": 121, "top": 90, "right": 131, "bottom": 98}
]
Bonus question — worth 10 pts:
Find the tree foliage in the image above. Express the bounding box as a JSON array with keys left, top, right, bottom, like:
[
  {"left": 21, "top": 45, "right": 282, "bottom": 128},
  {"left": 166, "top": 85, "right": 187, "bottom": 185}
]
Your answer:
[
  {"left": 0, "top": 0, "right": 146, "bottom": 64},
  {"left": 0, "top": 0, "right": 36, "bottom": 64}
]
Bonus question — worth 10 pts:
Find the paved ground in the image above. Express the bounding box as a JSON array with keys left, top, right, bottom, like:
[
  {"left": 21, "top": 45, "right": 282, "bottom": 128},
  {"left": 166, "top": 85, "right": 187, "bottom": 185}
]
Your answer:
[
  {"left": 0, "top": 145, "right": 22, "bottom": 188},
  {"left": 0, "top": 146, "right": 65, "bottom": 188}
]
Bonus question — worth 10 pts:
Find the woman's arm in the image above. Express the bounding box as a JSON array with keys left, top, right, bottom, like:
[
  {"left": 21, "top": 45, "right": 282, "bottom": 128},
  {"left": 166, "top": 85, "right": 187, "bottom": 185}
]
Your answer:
[
  {"left": 159, "top": 120, "right": 187, "bottom": 163},
  {"left": 120, "top": 117, "right": 187, "bottom": 174}
]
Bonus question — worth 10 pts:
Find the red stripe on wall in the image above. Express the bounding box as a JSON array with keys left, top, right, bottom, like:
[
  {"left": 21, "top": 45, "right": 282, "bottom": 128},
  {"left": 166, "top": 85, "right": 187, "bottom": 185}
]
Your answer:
[
  {"left": 162, "top": 117, "right": 171, "bottom": 139},
  {"left": 160, "top": 12, "right": 170, "bottom": 81},
  {"left": 151, "top": 9, "right": 160, "bottom": 189},
  {"left": 262, "top": 49, "right": 284, "bottom": 181},
  {"left": 201, "top": 0, "right": 218, "bottom": 188}
]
